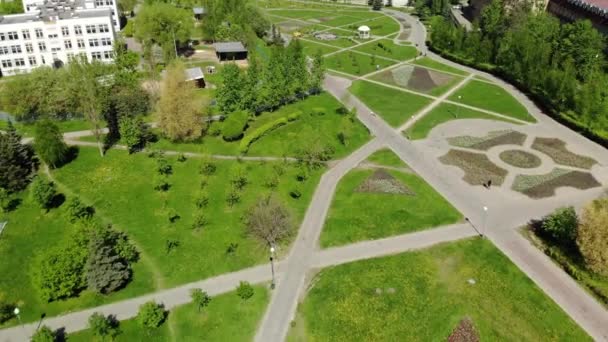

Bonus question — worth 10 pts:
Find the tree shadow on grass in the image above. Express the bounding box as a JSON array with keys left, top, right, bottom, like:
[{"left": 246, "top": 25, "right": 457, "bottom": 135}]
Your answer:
[{"left": 49, "top": 193, "right": 66, "bottom": 210}]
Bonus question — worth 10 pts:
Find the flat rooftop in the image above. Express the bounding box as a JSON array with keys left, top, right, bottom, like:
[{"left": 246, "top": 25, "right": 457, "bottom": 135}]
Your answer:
[
  {"left": 0, "top": 0, "right": 111, "bottom": 25},
  {"left": 214, "top": 42, "right": 247, "bottom": 53}
]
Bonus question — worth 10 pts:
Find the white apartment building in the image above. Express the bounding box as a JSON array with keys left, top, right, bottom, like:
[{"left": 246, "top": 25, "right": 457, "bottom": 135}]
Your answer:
[
  {"left": 23, "top": 0, "right": 120, "bottom": 31},
  {"left": 0, "top": 0, "right": 116, "bottom": 76}
]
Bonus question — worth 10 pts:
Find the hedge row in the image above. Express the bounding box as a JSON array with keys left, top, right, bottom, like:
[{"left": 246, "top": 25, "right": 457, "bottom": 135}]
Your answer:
[
  {"left": 222, "top": 110, "right": 250, "bottom": 141},
  {"left": 239, "top": 111, "right": 302, "bottom": 154}
]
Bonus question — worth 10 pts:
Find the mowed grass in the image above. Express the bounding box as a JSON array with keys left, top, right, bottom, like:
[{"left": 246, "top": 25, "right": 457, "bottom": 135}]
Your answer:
[
  {"left": 69, "top": 285, "right": 269, "bottom": 342},
  {"left": 412, "top": 57, "right": 469, "bottom": 76},
  {"left": 0, "top": 119, "right": 91, "bottom": 137},
  {"left": 294, "top": 238, "right": 590, "bottom": 341},
  {"left": 52, "top": 147, "right": 323, "bottom": 288},
  {"left": 325, "top": 50, "right": 397, "bottom": 76},
  {"left": 320, "top": 168, "right": 462, "bottom": 247},
  {"left": 247, "top": 94, "right": 370, "bottom": 158},
  {"left": 0, "top": 188, "right": 156, "bottom": 326},
  {"left": 363, "top": 16, "right": 401, "bottom": 36},
  {"left": 298, "top": 39, "right": 339, "bottom": 56},
  {"left": 349, "top": 80, "right": 432, "bottom": 127},
  {"left": 405, "top": 103, "right": 522, "bottom": 140},
  {"left": 354, "top": 39, "right": 418, "bottom": 61},
  {"left": 449, "top": 80, "right": 536, "bottom": 122},
  {"left": 365, "top": 148, "right": 406, "bottom": 168}
]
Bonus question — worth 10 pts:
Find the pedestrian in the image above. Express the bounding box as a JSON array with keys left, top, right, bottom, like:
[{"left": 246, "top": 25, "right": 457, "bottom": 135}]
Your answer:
[{"left": 488, "top": 179, "right": 492, "bottom": 188}]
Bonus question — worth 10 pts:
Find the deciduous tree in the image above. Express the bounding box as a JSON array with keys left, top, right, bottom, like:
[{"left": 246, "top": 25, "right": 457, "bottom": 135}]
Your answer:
[
  {"left": 137, "top": 302, "right": 166, "bottom": 331},
  {"left": 246, "top": 195, "right": 293, "bottom": 246},
  {"left": 577, "top": 198, "right": 608, "bottom": 276},
  {"left": 190, "top": 289, "right": 211, "bottom": 313},
  {"left": 30, "top": 177, "right": 57, "bottom": 211},
  {"left": 88, "top": 312, "right": 120, "bottom": 341},
  {"left": 33, "top": 120, "right": 68, "bottom": 168}
]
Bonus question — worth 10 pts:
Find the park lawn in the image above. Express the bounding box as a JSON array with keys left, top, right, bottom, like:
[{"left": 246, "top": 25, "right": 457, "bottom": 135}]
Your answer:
[
  {"left": 0, "top": 119, "right": 91, "bottom": 137},
  {"left": 319, "top": 168, "right": 462, "bottom": 247},
  {"left": 321, "top": 15, "right": 366, "bottom": 28},
  {"left": 449, "top": 80, "right": 536, "bottom": 123},
  {"left": 308, "top": 29, "right": 359, "bottom": 48},
  {"left": 0, "top": 189, "right": 156, "bottom": 326},
  {"left": 292, "top": 238, "right": 590, "bottom": 341},
  {"left": 412, "top": 57, "right": 469, "bottom": 76},
  {"left": 325, "top": 51, "right": 397, "bottom": 76},
  {"left": 247, "top": 93, "right": 371, "bottom": 159},
  {"left": 69, "top": 285, "right": 269, "bottom": 342},
  {"left": 427, "top": 76, "right": 464, "bottom": 97},
  {"left": 52, "top": 147, "right": 323, "bottom": 288},
  {"left": 364, "top": 16, "right": 401, "bottom": 36},
  {"left": 353, "top": 39, "right": 418, "bottom": 61},
  {"left": 266, "top": 9, "right": 328, "bottom": 19},
  {"left": 474, "top": 74, "right": 494, "bottom": 82},
  {"left": 365, "top": 148, "right": 406, "bottom": 168},
  {"left": 298, "top": 39, "right": 340, "bottom": 57},
  {"left": 349, "top": 80, "right": 432, "bottom": 127},
  {"left": 405, "top": 103, "right": 522, "bottom": 140}
]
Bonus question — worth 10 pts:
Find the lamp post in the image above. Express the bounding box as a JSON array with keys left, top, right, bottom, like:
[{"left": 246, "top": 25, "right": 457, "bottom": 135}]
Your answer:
[
  {"left": 13, "top": 307, "right": 20, "bottom": 324},
  {"left": 269, "top": 246, "right": 276, "bottom": 290},
  {"left": 482, "top": 206, "right": 488, "bottom": 237}
]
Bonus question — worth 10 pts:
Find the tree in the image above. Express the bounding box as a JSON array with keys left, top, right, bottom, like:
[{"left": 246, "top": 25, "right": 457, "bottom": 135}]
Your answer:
[
  {"left": 86, "top": 228, "right": 131, "bottom": 294},
  {"left": 119, "top": 116, "right": 147, "bottom": 153},
  {"left": 216, "top": 63, "right": 243, "bottom": 114},
  {"left": 30, "top": 177, "right": 57, "bottom": 211},
  {"left": 33, "top": 120, "right": 68, "bottom": 168},
  {"left": 236, "top": 281, "right": 254, "bottom": 300},
  {"left": 133, "top": 3, "right": 193, "bottom": 62},
  {"left": 190, "top": 289, "right": 211, "bottom": 313},
  {"left": 89, "top": 312, "right": 120, "bottom": 341},
  {"left": 0, "top": 295, "right": 14, "bottom": 324},
  {"left": 286, "top": 39, "right": 308, "bottom": 97},
  {"left": 64, "top": 197, "right": 92, "bottom": 223},
  {"left": 0, "top": 188, "right": 11, "bottom": 213},
  {"left": 541, "top": 206, "right": 578, "bottom": 246},
  {"left": 246, "top": 195, "right": 293, "bottom": 246},
  {"left": 372, "top": 0, "right": 383, "bottom": 10},
  {"left": 309, "top": 51, "right": 325, "bottom": 93},
  {"left": 31, "top": 326, "right": 55, "bottom": 342},
  {"left": 241, "top": 55, "right": 261, "bottom": 112},
  {"left": 156, "top": 62, "right": 204, "bottom": 142},
  {"left": 577, "top": 198, "right": 608, "bottom": 276},
  {"left": 118, "top": 0, "right": 137, "bottom": 15},
  {"left": 0, "top": 122, "right": 36, "bottom": 193},
  {"left": 137, "top": 302, "right": 166, "bottom": 331}
]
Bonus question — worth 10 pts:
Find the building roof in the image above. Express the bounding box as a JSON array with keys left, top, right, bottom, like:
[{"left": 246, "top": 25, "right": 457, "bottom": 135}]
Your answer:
[
  {"left": 185, "top": 67, "right": 204, "bottom": 81},
  {"left": 213, "top": 42, "right": 247, "bottom": 53},
  {"left": 193, "top": 7, "right": 205, "bottom": 15},
  {"left": 358, "top": 25, "right": 370, "bottom": 31},
  {"left": 0, "top": 0, "right": 111, "bottom": 25},
  {"left": 569, "top": 0, "right": 608, "bottom": 15}
]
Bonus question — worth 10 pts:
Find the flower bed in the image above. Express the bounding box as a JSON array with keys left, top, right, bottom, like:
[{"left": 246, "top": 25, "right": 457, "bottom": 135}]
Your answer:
[
  {"left": 499, "top": 150, "right": 541, "bottom": 169},
  {"left": 531, "top": 137, "right": 597, "bottom": 170},
  {"left": 439, "top": 149, "right": 508, "bottom": 186},
  {"left": 447, "top": 130, "right": 526, "bottom": 151},
  {"left": 512, "top": 168, "right": 601, "bottom": 198},
  {"left": 355, "top": 169, "right": 415, "bottom": 195}
]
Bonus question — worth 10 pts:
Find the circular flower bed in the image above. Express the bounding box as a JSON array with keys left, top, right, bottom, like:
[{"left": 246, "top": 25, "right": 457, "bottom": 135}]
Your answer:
[{"left": 499, "top": 150, "right": 542, "bottom": 169}]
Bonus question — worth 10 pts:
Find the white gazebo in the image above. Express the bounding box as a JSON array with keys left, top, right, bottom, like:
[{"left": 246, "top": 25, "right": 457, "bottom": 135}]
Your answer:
[{"left": 358, "top": 25, "right": 371, "bottom": 39}]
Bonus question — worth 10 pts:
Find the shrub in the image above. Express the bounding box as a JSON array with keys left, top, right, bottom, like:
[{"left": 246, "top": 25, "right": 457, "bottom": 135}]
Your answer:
[
  {"left": 295, "top": 168, "right": 308, "bottom": 182},
  {"left": 153, "top": 174, "right": 170, "bottom": 192},
  {"left": 208, "top": 124, "right": 222, "bottom": 137},
  {"left": 167, "top": 208, "right": 180, "bottom": 223},
  {"left": 195, "top": 189, "right": 209, "bottom": 208},
  {"left": 88, "top": 312, "right": 120, "bottom": 341},
  {"left": 30, "top": 177, "right": 57, "bottom": 211},
  {"left": 64, "top": 197, "right": 92, "bottom": 223},
  {"left": 0, "top": 299, "right": 14, "bottom": 324},
  {"left": 577, "top": 198, "right": 608, "bottom": 276},
  {"left": 31, "top": 325, "right": 55, "bottom": 342},
  {"left": 119, "top": 116, "right": 147, "bottom": 153},
  {"left": 239, "top": 111, "right": 303, "bottom": 154},
  {"left": 236, "top": 281, "right": 254, "bottom": 300},
  {"left": 177, "top": 153, "right": 187, "bottom": 162},
  {"left": 156, "top": 157, "right": 172, "bottom": 176},
  {"left": 199, "top": 159, "right": 217, "bottom": 175},
  {"left": 541, "top": 207, "right": 578, "bottom": 246},
  {"left": 137, "top": 302, "right": 166, "bottom": 330},
  {"left": 229, "top": 165, "right": 248, "bottom": 190},
  {"left": 226, "top": 187, "right": 241, "bottom": 207},
  {"left": 192, "top": 212, "right": 207, "bottom": 231},
  {"left": 290, "top": 187, "right": 302, "bottom": 199},
  {"left": 222, "top": 110, "right": 249, "bottom": 141}
]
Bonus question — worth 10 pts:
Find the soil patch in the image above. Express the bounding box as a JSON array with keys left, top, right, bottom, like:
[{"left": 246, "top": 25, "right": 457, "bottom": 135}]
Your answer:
[
  {"left": 355, "top": 169, "right": 415, "bottom": 195},
  {"left": 439, "top": 149, "right": 508, "bottom": 186},
  {"left": 531, "top": 137, "right": 597, "bottom": 170},
  {"left": 408, "top": 67, "right": 437, "bottom": 92},
  {"left": 448, "top": 317, "right": 480, "bottom": 342},
  {"left": 375, "top": 65, "right": 454, "bottom": 93},
  {"left": 512, "top": 168, "right": 601, "bottom": 198},
  {"left": 398, "top": 29, "right": 411, "bottom": 40},
  {"left": 448, "top": 130, "right": 526, "bottom": 151},
  {"left": 499, "top": 150, "right": 542, "bottom": 169}
]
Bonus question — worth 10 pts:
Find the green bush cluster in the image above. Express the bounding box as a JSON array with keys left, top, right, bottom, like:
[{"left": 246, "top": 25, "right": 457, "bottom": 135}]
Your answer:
[
  {"left": 239, "top": 111, "right": 302, "bottom": 154},
  {"left": 222, "top": 110, "right": 250, "bottom": 141}
]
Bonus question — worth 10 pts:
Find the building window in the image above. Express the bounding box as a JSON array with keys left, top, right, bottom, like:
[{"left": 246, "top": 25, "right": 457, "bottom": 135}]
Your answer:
[
  {"left": 61, "top": 26, "right": 69, "bottom": 36},
  {"left": 28, "top": 56, "right": 37, "bottom": 66},
  {"left": 89, "top": 39, "right": 99, "bottom": 47},
  {"left": 14, "top": 58, "right": 25, "bottom": 67},
  {"left": 0, "top": 33, "right": 5, "bottom": 41},
  {"left": 91, "top": 51, "right": 102, "bottom": 60},
  {"left": 0, "top": 47, "right": 8, "bottom": 55},
  {"left": 51, "top": 47, "right": 61, "bottom": 52},
  {"left": 64, "top": 40, "right": 72, "bottom": 49},
  {"left": 74, "top": 25, "right": 82, "bottom": 35},
  {"left": 101, "top": 37, "right": 112, "bottom": 46},
  {"left": 99, "top": 24, "right": 110, "bottom": 33},
  {"left": 48, "top": 34, "right": 58, "bottom": 39},
  {"left": 25, "top": 43, "right": 33, "bottom": 53},
  {"left": 77, "top": 39, "right": 85, "bottom": 48},
  {"left": 103, "top": 50, "right": 112, "bottom": 59},
  {"left": 86, "top": 25, "right": 97, "bottom": 34},
  {"left": 8, "top": 32, "right": 18, "bottom": 40},
  {"left": 35, "top": 29, "right": 43, "bottom": 39},
  {"left": 38, "top": 42, "right": 47, "bottom": 52},
  {"left": 1, "top": 60, "right": 12, "bottom": 68},
  {"left": 22, "top": 30, "right": 31, "bottom": 40},
  {"left": 10, "top": 45, "right": 22, "bottom": 54}
]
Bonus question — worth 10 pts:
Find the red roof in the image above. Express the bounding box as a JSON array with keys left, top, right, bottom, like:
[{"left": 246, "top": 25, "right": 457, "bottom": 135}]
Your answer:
[{"left": 585, "top": 0, "right": 608, "bottom": 9}]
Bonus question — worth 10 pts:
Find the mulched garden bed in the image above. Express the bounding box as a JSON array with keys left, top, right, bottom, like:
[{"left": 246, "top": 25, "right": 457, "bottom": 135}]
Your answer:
[
  {"left": 531, "top": 137, "right": 597, "bottom": 170},
  {"left": 355, "top": 169, "right": 415, "bottom": 195},
  {"left": 448, "top": 130, "right": 526, "bottom": 151},
  {"left": 371, "top": 65, "right": 454, "bottom": 93},
  {"left": 499, "top": 150, "right": 542, "bottom": 169},
  {"left": 512, "top": 168, "right": 601, "bottom": 198},
  {"left": 448, "top": 317, "right": 480, "bottom": 342},
  {"left": 439, "top": 149, "right": 508, "bottom": 186}
]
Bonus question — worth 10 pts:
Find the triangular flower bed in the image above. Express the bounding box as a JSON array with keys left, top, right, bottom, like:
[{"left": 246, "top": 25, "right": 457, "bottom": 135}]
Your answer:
[
  {"left": 448, "top": 317, "right": 480, "bottom": 342},
  {"left": 355, "top": 169, "right": 415, "bottom": 195}
]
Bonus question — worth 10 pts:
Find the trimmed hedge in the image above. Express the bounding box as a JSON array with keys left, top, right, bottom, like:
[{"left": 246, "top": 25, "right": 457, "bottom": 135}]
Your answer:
[
  {"left": 222, "top": 110, "right": 250, "bottom": 141},
  {"left": 239, "top": 111, "right": 302, "bottom": 154}
]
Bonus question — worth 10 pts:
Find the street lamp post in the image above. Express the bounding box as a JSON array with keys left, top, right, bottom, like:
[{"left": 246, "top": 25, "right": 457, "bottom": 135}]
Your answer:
[
  {"left": 270, "top": 246, "right": 276, "bottom": 290},
  {"left": 482, "top": 206, "right": 488, "bottom": 237},
  {"left": 13, "top": 307, "right": 20, "bottom": 325}
]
